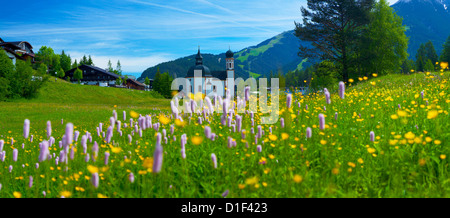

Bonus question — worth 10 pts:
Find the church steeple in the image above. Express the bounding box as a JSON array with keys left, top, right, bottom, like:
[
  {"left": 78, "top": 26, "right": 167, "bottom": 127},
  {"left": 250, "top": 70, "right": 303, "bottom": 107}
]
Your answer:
[{"left": 195, "top": 46, "right": 203, "bottom": 66}]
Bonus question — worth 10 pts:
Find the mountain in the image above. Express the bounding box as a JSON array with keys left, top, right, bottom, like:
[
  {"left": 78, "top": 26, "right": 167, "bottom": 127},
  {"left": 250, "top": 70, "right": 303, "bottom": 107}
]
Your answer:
[
  {"left": 138, "top": 0, "right": 450, "bottom": 81},
  {"left": 138, "top": 30, "right": 312, "bottom": 81},
  {"left": 392, "top": 0, "right": 450, "bottom": 58}
]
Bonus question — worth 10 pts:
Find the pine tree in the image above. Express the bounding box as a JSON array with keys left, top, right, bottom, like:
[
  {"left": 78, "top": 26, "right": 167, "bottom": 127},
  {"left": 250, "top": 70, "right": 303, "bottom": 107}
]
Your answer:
[
  {"left": 88, "top": 55, "right": 94, "bottom": 66},
  {"left": 80, "top": 55, "right": 88, "bottom": 65},
  {"left": 72, "top": 59, "right": 78, "bottom": 69},
  {"left": 424, "top": 40, "right": 438, "bottom": 69},
  {"left": 153, "top": 67, "right": 162, "bottom": 93},
  {"left": 416, "top": 44, "right": 427, "bottom": 72},
  {"left": 440, "top": 35, "right": 450, "bottom": 65},
  {"left": 107, "top": 60, "right": 114, "bottom": 72},
  {"left": 424, "top": 59, "right": 434, "bottom": 72},
  {"left": 60, "top": 50, "right": 72, "bottom": 72},
  {"left": 115, "top": 60, "right": 122, "bottom": 76},
  {"left": 294, "top": 0, "right": 375, "bottom": 82}
]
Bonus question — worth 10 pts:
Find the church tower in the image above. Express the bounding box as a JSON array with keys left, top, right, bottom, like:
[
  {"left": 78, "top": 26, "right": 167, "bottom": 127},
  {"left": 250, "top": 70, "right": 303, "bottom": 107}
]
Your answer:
[{"left": 225, "top": 48, "right": 234, "bottom": 79}]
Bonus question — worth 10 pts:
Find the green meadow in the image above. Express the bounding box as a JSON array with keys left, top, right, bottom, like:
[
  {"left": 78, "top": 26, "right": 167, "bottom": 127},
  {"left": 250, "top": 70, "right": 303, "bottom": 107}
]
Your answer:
[{"left": 0, "top": 72, "right": 448, "bottom": 198}]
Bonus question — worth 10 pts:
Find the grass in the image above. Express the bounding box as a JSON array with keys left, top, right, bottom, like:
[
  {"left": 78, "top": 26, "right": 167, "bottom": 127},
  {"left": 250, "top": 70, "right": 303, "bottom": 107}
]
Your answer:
[
  {"left": 235, "top": 34, "right": 283, "bottom": 63},
  {"left": 0, "top": 72, "right": 448, "bottom": 198}
]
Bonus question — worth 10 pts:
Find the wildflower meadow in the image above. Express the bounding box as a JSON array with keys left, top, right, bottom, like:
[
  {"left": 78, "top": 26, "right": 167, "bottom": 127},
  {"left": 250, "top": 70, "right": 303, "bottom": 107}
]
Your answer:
[{"left": 0, "top": 71, "right": 448, "bottom": 198}]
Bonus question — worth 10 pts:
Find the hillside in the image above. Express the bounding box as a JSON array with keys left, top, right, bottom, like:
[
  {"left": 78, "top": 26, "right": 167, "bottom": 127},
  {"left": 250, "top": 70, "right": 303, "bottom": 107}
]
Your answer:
[
  {"left": 11, "top": 77, "right": 169, "bottom": 107},
  {"left": 138, "top": 1, "right": 450, "bottom": 80},
  {"left": 392, "top": 0, "right": 450, "bottom": 57},
  {"left": 138, "top": 30, "right": 312, "bottom": 81}
]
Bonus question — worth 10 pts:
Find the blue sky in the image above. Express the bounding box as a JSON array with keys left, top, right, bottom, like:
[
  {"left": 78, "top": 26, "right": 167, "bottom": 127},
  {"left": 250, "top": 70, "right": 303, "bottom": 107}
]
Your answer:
[{"left": 0, "top": 0, "right": 399, "bottom": 76}]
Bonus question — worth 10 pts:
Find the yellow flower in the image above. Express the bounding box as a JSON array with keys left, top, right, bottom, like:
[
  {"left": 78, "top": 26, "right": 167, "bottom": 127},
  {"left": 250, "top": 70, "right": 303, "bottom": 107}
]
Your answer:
[
  {"left": 440, "top": 154, "right": 446, "bottom": 160},
  {"left": 349, "top": 78, "right": 354, "bottom": 83},
  {"left": 293, "top": 174, "right": 303, "bottom": 183},
  {"left": 191, "top": 136, "right": 203, "bottom": 145},
  {"left": 97, "top": 193, "right": 108, "bottom": 198},
  {"left": 281, "top": 133, "right": 289, "bottom": 140},
  {"left": 60, "top": 191, "right": 71, "bottom": 198},
  {"left": 268, "top": 135, "right": 277, "bottom": 141},
  {"left": 268, "top": 154, "right": 275, "bottom": 159},
  {"left": 397, "top": 110, "right": 407, "bottom": 117},
  {"left": 367, "top": 147, "right": 376, "bottom": 154},
  {"left": 174, "top": 119, "right": 186, "bottom": 127},
  {"left": 13, "top": 192, "right": 22, "bottom": 198},
  {"left": 391, "top": 114, "right": 399, "bottom": 120},
  {"left": 142, "top": 157, "right": 153, "bottom": 169},
  {"left": 111, "top": 147, "right": 122, "bottom": 153},
  {"left": 404, "top": 132, "right": 415, "bottom": 140},
  {"left": 427, "top": 110, "right": 438, "bottom": 119},
  {"left": 434, "top": 140, "right": 441, "bottom": 145},
  {"left": 419, "top": 159, "right": 426, "bottom": 166},
  {"left": 358, "top": 158, "right": 364, "bottom": 164},
  {"left": 332, "top": 168, "right": 339, "bottom": 175},
  {"left": 320, "top": 140, "right": 327, "bottom": 145},
  {"left": 372, "top": 73, "right": 378, "bottom": 77},
  {"left": 238, "top": 184, "right": 246, "bottom": 189},
  {"left": 87, "top": 165, "right": 98, "bottom": 174},
  {"left": 158, "top": 115, "right": 171, "bottom": 125},
  {"left": 130, "top": 111, "right": 139, "bottom": 118},
  {"left": 245, "top": 177, "right": 259, "bottom": 185},
  {"left": 348, "top": 162, "right": 356, "bottom": 168}
]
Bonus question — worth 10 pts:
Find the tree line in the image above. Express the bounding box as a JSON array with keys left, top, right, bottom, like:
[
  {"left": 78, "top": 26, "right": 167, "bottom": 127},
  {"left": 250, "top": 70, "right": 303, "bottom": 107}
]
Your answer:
[
  {"left": 151, "top": 67, "right": 174, "bottom": 98},
  {"left": 290, "top": 0, "right": 450, "bottom": 92},
  {"left": 0, "top": 50, "right": 48, "bottom": 100}
]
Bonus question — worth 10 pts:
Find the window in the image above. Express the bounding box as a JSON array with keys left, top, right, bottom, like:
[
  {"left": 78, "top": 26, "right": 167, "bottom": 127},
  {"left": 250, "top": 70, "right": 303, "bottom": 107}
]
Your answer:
[
  {"left": 198, "top": 86, "right": 202, "bottom": 92},
  {"left": 213, "top": 85, "right": 216, "bottom": 92}
]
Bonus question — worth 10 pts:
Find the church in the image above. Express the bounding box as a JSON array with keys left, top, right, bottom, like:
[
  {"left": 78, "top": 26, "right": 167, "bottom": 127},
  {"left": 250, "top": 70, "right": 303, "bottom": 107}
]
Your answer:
[{"left": 185, "top": 47, "right": 235, "bottom": 97}]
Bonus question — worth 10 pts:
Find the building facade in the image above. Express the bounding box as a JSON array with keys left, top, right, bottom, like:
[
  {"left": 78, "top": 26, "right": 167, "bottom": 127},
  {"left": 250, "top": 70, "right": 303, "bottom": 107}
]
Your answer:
[
  {"left": 65, "top": 64, "right": 145, "bottom": 90},
  {"left": 185, "top": 48, "right": 234, "bottom": 97},
  {"left": 0, "top": 38, "right": 35, "bottom": 65}
]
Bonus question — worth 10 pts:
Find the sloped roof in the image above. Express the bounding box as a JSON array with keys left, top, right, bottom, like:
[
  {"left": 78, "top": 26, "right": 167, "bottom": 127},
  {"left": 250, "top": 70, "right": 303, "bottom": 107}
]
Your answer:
[
  {"left": 9, "top": 41, "right": 33, "bottom": 49},
  {"left": 81, "top": 64, "right": 121, "bottom": 79},
  {"left": 211, "top": 71, "right": 227, "bottom": 80},
  {"left": 127, "top": 78, "right": 145, "bottom": 87}
]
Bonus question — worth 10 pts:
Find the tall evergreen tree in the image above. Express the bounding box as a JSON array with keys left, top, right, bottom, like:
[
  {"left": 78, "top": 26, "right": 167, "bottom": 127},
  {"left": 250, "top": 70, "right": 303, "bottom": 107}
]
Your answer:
[
  {"left": 115, "top": 60, "right": 122, "bottom": 76},
  {"left": 107, "top": 60, "right": 114, "bottom": 72},
  {"left": 80, "top": 55, "right": 88, "bottom": 65},
  {"left": 153, "top": 67, "right": 162, "bottom": 93},
  {"left": 424, "top": 41, "right": 438, "bottom": 66},
  {"left": 60, "top": 50, "right": 72, "bottom": 72},
  {"left": 72, "top": 59, "right": 78, "bottom": 69},
  {"left": 415, "top": 44, "right": 427, "bottom": 72},
  {"left": 294, "top": 0, "right": 375, "bottom": 82},
  {"left": 440, "top": 35, "right": 450, "bottom": 65},
  {"left": 87, "top": 55, "right": 94, "bottom": 66}
]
